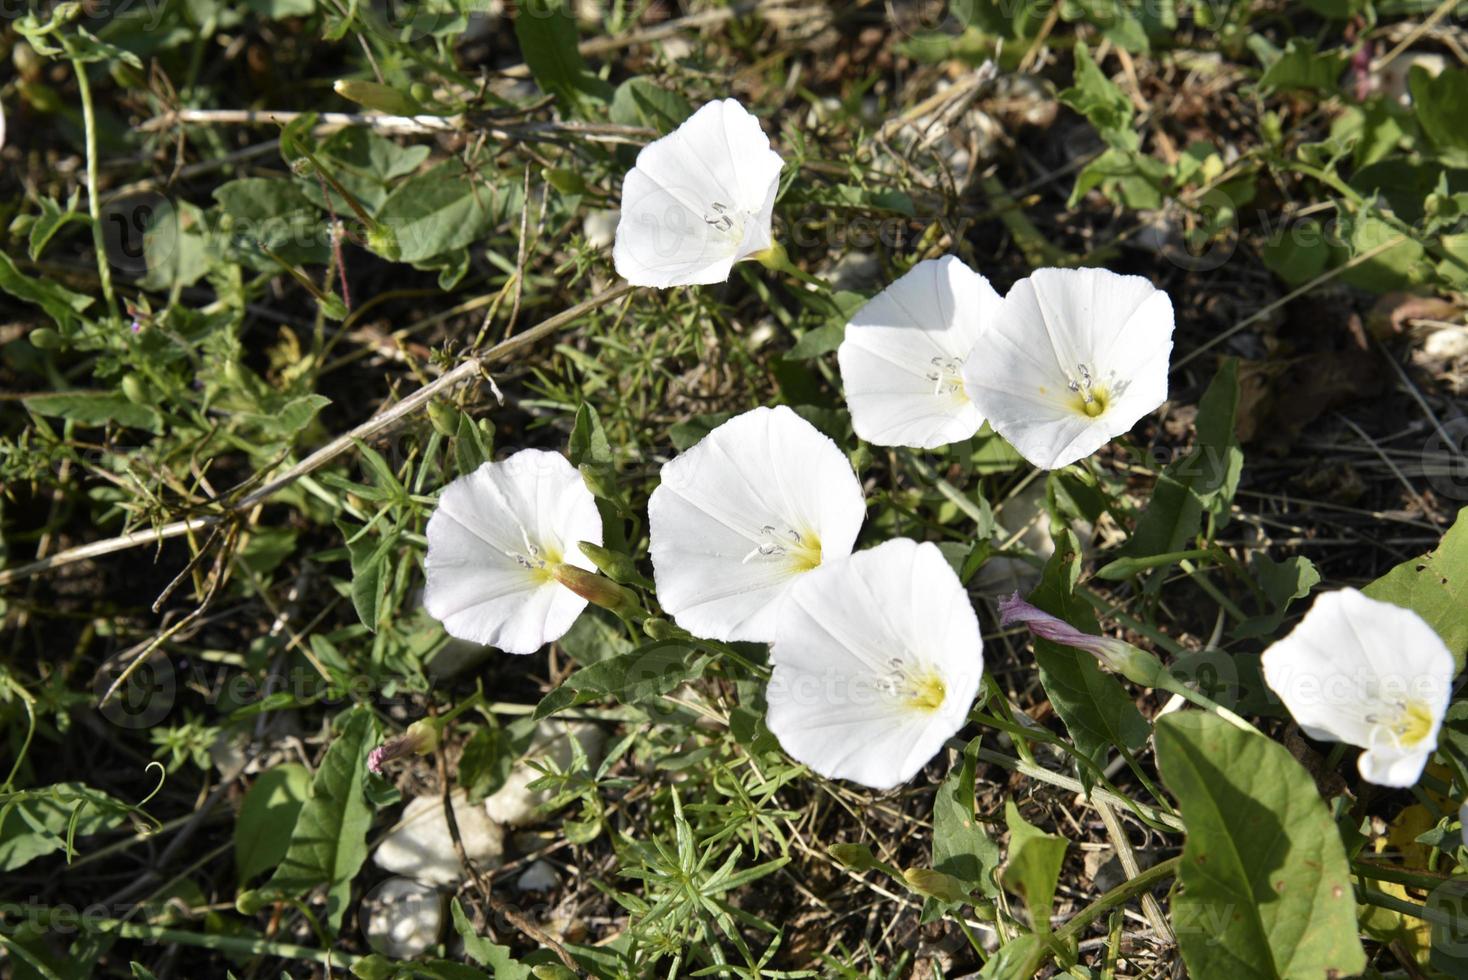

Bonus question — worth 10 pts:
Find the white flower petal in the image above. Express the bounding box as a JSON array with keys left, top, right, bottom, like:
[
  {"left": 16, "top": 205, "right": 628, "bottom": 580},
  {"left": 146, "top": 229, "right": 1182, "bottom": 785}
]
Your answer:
[
  {"left": 1357, "top": 747, "right": 1433, "bottom": 788},
  {"left": 964, "top": 267, "right": 1174, "bottom": 469},
  {"left": 766, "top": 539, "right": 984, "bottom": 790},
  {"left": 423, "top": 450, "right": 602, "bottom": 654},
  {"left": 1261, "top": 587, "right": 1454, "bottom": 787},
  {"left": 648, "top": 405, "right": 865, "bottom": 642},
  {"left": 613, "top": 99, "right": 784, "bottom": 288},
  {"left": 838, "top": 255, "right": 997, "bottom": 449}
]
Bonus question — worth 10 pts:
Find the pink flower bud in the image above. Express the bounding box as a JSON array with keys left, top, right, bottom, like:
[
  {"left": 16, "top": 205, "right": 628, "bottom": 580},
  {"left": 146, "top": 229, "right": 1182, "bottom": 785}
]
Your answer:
[{"left": 999, "top": 592, "right": 1166, "bottom": 689}]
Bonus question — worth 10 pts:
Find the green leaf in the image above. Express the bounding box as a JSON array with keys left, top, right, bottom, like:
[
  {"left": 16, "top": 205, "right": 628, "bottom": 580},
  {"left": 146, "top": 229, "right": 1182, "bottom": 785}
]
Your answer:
[
  {"left": 568, "top": 403, "right": 612, "bottom": 467},
  {"left": 533, "top": 641, "right": 709, "bottom": 719},
  {"left": 374, "top": 164, "right": 506, "bottom": 263},
  {"left": 260, "top": 706, "right": 378, "bottom": 931},
  {"left": 609, "top": 78, "right": 692, "bottom": 133},
  {"left": 28, "top": 191, "right": 86, "bottom": 261},
  {"left": 1000, "top": 799, "right": 1067, "bottom": 933},
  {"left": 271, "top": 394, "right": 332, "bottom": 438},
  {"left": 514, "top": 0, "right": 613, "bottom": 104},
  {"left": 1058, "top": 44, "right": 1135, "bottom": 149},
  {"left": 454, "top": 413, "right": 493, "bottom": 477},
  {"left": 1337, "top": 212, "right": 1428, "bottom": 293},
  {"left": 1411, "top": 66, "right": 1468, "bottom": 166},
  {"left": 0, "top": 784, "right": 131, "bottom": 871},
  {"left": 558, "top": 608, "right": 635, "bottom": 666},
  {"left": 234, "top": 764, "right": 311, "bottom": 883},
  {"left": 931, "top": 738, "right": 1001, "bottom": 901},
  {"left": 451, "top": 898, "right": 533, "bottom": 978},
  {"left": 786, "top": 322, "right": 844, "bottom": 360},
  {"left": 1233, "top": 554, "right": 1320, "bottom": 639},
  {"left": 1127, "top": 358, "right": 1241, "bottom": 557},
  {"left": 1061, "top": 0, "right": 1150, "bottom": 51},
  {"left": 459, "top": 722, "right": 534, "bottom": 804},
  {"left": 1261, "top": 217, "right": 1332, "bottom": 286},
  {"left": 668, "top": 413, "right": 732, "bottom": 452},
  {"left": 62, "top": 27, "right": 144, "bottom": 68},
  {"left": 214, "top": 178, "right": 330, "bottom": 268},
  {"left": 299, "top": 128, "right": 430, "bottom": 215},
  {"left": 1363, "top": 506, "right": 1468, "bottom": 671},
  {"left": 977, "top": 934, "right": 1043, "bottom": 979},
  {"left": 1257, "top": 38, "right": 1349, "bottom": 95},
  {"left": 0, "top": 251, "right": 93, "bottom": 332},
  {"left": 23, "top": 393, "right": 160, "bottom": 433},
  {"left": 1155, "top": 712, "right": 1365, "bottom": 980},
  {"left": 1069, "top": 146, "right": 1168, "bottom": 208},
  {"left": 342, "top": 526, "right": 396, "bottom": 633},
  {"left": 246, "top": 0, "right": 317, "bottom": 16},
  {"left": 1028, "top": 531, "right": 1150, "bottom": 780}
]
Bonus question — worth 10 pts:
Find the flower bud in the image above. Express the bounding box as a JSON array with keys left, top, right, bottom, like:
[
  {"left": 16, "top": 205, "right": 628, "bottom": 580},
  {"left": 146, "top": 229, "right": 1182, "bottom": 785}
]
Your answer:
[
  {"left": 367, "top": 718, "right": 440, "bottom": 776},
  {"left": 903, "top": 867, "right": 970, "bottom": 904},
  {"left": 551, "top": 564, "right": 644, "bottom": 621},
  {"left": 333, "top": 79, "right": 422, "bottom": 116},
  {"left": 367, "top": 224, "right": 400, "bottom": 261},
  {"left": 642, "top": 618, "right": 689, "bottom": 642},
  {"left": 998, "top": 592, "right": 1168, "bottom": 689},
  {"left": 578, "top": 541, "right": 650, "bottom": 587},
  {"left": 828, "top": 843, "right": 877, "bottom": 872},
  {"left": 235, "top": 889, "right": 267, "bottom": 915}
]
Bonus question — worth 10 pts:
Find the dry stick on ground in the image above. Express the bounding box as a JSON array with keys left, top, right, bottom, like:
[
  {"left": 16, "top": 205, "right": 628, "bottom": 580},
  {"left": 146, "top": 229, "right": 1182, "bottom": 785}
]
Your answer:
[
  {"left": 138, "top": 109, "right": 652, "bottom": 146},
  {"left": 1093, "top": 798, "right": 1174, "bottom": 947},
  {"left": 430, "top": 718, "right": 582, "bottom": 975},
  {"left": 0, "top": 282, "right": 639, "bottom": 589}
]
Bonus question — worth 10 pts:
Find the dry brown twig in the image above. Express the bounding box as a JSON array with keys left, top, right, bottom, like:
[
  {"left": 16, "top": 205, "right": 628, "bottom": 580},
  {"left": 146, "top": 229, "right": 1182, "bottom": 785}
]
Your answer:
[{"left": 0, "top": 282, "right": 639, "bottom": 589}]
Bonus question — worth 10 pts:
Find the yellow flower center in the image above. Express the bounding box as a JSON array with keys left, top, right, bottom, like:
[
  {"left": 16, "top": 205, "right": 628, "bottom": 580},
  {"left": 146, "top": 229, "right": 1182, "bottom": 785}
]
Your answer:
[
  {"left": 925, "top": 356, "right": 968, "bottom": 402},
  {"left": 743, "top": 525, "right": 822, "bottom": 573},
  {"left": 1398, "top": 702, "right": 1435, "bottom": 747},
  {"left": 1066, "top": 362, "right": 1109, "bottom": 418},
  {"left": 510, "top": 537, "right": 560, "bottom": 584},
  {"left": 905, "top": 672, "right": 947, "bottom": 713}
]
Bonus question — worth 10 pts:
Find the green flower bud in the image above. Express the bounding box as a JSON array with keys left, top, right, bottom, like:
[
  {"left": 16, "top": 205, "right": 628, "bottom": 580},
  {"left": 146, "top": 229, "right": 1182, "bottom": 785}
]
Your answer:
[
  {"left": 828, "top": 843, "right": 877, "bottom": 872},
  {"left": 903, "top": 867, "right": 971, "bottom": 904},
  {"left": 333, "top": 79, "right": 423, "bottom": 116},
  {"left": 552, "top": 564, "right": 644, "bottom": 622}
]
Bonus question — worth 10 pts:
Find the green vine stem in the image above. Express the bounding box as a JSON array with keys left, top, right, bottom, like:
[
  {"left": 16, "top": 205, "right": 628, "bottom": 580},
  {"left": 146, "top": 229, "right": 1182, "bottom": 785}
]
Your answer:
[{"left": 61, "top": 35, "right": 122, "bottom": 328}]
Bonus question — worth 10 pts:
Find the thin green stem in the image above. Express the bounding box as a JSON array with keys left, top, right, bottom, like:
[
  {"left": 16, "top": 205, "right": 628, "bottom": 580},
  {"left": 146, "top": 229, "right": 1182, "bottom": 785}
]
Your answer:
[
  {"left": 62, "top": 39, "right": 120, "bottom": 327},
  {"left": 1055, "top": 856, "right": 1182, "bottom": 943},
  {"left": 1154, "top": 673, "right": 1262, "bottom": 736},
  {"left": 3, "top": 910, "right": 360, "bottom": 967}
]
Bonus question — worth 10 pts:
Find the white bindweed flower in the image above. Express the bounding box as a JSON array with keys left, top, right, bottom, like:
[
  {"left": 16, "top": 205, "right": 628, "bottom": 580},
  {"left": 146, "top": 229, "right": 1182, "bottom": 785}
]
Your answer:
[
  {"left": 648, "top": 405, "right": 865, "bottom": 642},
  {"left": 1261, "top": 588, "right": 1454, "bottom": 788},
  {"left": 837, "top": 255, "right": 1000, "bottom": 449},
  {"left": 765, "top": 538, "right": 984, "bottom": 790},
  {"left": 613, "top": 98, "right": 784, "bottom": 287},
  {"left": 962, "top": 267, "right": 1174, "bottom": 470},
  {"left": 423, "top": 450, "right": 602, "bottom": 654}
]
